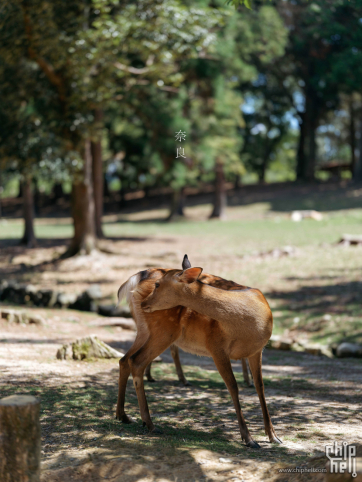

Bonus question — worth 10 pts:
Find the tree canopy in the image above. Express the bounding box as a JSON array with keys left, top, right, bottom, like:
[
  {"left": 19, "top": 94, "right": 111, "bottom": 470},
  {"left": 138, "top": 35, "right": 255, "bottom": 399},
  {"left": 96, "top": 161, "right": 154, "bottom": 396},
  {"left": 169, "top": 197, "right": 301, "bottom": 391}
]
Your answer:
[{"left": 1, "top": 0, "right": 362, "bottom": 250}]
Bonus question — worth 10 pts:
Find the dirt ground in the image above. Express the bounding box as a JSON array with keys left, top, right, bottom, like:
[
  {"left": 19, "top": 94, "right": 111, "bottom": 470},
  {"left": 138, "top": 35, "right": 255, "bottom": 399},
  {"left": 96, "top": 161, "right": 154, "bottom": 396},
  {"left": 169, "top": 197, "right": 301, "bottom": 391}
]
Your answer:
[
  {"left": 1, "top": 305, "right": 361, "bottom": 481},
  {"left": 1, "top": 184, "right": 362, "bottom": 481}
]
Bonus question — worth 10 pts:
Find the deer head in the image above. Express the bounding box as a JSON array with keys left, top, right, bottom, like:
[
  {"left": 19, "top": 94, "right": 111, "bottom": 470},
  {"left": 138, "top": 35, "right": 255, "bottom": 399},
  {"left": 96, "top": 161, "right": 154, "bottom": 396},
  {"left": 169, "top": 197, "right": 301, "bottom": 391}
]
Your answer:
[{"left": 141, "top": 267, "right": 203, "bottom": 312}]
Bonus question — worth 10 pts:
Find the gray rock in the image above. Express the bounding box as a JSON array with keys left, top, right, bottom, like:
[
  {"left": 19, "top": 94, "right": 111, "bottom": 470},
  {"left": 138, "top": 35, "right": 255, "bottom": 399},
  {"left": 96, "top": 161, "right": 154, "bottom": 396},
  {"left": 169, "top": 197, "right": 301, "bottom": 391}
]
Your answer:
[
  {"left": 25, "top": 314, "right": 46, "bottom": 326},
  {"left": 98, "top": 304, "right": 132, "bottom": 318},
  {"left": 69, "top": 285, "right": 102, "bottom": 312},
  {"left": 267, "top": 335, "right": 292, "bottom": 351},
  {"left": 336, "top": 342, "right": 362, "bottom": 358},
  {"left": 37, "top": 289, "right": 54, "bottom": 307},
  {"left": 56, "top": 344, "right": 72, "bottom": 360},
  {"left": 115, "top": 305, "right": 132, "bottom": 318},
  {"left": 0, "top": 280, "right": 103, "bottom": 312},
  {"left": 2, "top": 310, "right": 24, "bottom": 323},
  {"left": 56, "top": 335, "right": 124, "bottom": 361},
  {"left": 303, "top": 344, "right": 325, "bottom": 356},
  {"left": 1, "top": 309, "right": 46, "bottom": 325},
  {"left": 1, "top": 309, "right": 17, "bottom": 323},
  {"left": 24, "top": 284, "right": 41, "bottom": 305},
  {"left": 338, "top": 234, "right": 362, "bottom": 246},
  {"left": 1, "top": 282, "right": 26, "bottom": 304},
  {"left": 57, "top": 292, "right": 78, "bottom": 307},
  {"left": 85, "top": 284, "right": 102, "bottom": 300},
  {"left": 104, "top": 318, "right": 137, "bottom": 331}
]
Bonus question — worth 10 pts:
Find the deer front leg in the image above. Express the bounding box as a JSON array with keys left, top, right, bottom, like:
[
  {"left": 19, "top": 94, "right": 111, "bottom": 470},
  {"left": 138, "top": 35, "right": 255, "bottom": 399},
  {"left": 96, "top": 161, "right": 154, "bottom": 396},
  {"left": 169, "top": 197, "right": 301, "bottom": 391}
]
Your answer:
[
  {"left": 170, "top": 344, "right": 189, "bottom": 386},
  {"left": 116, "top": 334, "right": 147, "bottom": 422},
  {"left": 128, "top": 332, "right": 180, "bottom": 433},
  {"left": 248, "top": 350, "right": 282, "bottom": 444},
  {"left": 212, "top": 350, "right": 260, "bottom": 449},
  {"left": 116, "top": 356, "right": 133, "bottom": 423}
]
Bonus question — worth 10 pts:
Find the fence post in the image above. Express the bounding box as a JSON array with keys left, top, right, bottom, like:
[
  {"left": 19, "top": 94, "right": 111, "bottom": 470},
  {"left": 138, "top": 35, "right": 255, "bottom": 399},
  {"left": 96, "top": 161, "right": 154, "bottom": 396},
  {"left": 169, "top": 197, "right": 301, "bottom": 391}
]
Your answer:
[{"left": 0, "top": 395, "right": 41, "bottom": 482}]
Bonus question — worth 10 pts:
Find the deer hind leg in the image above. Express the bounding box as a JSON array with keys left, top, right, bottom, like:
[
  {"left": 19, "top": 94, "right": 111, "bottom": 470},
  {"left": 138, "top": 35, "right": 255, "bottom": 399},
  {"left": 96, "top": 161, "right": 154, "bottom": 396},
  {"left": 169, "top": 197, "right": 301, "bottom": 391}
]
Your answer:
[
  {"left": 145, "top": 362, "right": 156, "bottom": 382},
  {"left": 129, "top": 331, "right": 180, "bottom": 433},
  {"left": 170, "top": 344, "right": 189, "bottom": 386},
  {"left": 241, "top": 358, "right": 253, "bottom": 387},
  {"left": 212, "top": 350, "right": 260, "bottom": 449},
  {"left": 116, "top": 334, "right": 147, "bottom": 423},
  {"left": 248, "top": 350, "right": 282, "bottom": 444}
]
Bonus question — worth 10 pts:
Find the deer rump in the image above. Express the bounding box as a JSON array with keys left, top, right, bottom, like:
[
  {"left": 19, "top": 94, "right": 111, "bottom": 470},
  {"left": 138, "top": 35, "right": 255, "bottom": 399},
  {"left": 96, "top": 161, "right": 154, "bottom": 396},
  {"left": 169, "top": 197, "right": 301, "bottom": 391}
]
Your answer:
[{"left": 118, "top": 268, "right": 251, "bottom": 359}]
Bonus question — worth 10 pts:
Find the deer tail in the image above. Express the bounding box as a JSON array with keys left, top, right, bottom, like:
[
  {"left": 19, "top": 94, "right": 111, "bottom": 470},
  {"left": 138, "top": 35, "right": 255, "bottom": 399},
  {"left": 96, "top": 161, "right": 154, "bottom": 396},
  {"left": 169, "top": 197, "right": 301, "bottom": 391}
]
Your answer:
[{"left": 117, "top": 272, "right": 142, "bottom": 307}]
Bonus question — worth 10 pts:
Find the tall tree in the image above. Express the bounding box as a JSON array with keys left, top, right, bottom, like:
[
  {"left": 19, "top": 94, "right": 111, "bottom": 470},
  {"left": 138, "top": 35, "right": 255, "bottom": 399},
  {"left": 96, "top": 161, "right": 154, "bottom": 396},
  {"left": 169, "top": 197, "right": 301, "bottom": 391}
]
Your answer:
[
  {"left": 276, "top": 0, "right": 362, "bottom": 181},
  {"left": 1, "top": 0, "right": 224, "bottom": 251},
  {"left": 0, "top": 56, "right": 55, "bottom": 247},
  {"left": 91, "top": 110, "right": 104, "bottom": 238}
]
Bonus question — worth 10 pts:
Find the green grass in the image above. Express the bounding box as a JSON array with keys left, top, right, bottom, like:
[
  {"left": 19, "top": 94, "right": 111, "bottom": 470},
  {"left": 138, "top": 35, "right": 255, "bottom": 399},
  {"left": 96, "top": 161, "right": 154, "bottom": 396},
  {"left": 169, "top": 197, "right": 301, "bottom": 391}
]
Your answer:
[{"left": 2, "top": 203, "right": 362, "bottom": 254}]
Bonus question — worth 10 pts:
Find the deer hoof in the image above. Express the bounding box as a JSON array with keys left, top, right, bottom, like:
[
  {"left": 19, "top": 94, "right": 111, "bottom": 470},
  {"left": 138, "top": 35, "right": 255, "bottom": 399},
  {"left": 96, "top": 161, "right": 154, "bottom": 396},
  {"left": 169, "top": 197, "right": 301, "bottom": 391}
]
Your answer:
[
  {"left": 270, "top": 435, "right": 283, "bottom": 444},
  {"left": 116, "top": 414, "right": 134, "bottom": 424},
  {"left": 246, "top": 440, "right": 261, "bottom": 449},
  {"left": 146, "top": 377, "right": 156, "bottom": 383}
]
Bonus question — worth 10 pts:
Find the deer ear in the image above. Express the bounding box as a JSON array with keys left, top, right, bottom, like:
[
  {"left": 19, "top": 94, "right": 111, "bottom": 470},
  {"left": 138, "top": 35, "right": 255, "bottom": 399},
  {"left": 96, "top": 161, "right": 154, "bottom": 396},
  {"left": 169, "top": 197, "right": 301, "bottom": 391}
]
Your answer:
[
  {"left": 182, "top": 254, "right": 191, "bottom": 270},
  {"left": 178, "top": 267, "right": 203, "bottom": 284}
]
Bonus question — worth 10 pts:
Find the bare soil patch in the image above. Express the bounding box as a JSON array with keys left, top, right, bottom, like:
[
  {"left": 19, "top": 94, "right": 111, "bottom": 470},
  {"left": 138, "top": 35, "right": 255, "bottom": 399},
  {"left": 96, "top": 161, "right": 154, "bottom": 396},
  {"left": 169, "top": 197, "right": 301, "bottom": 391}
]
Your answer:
[{"left": 0, "top": 307, "right": 361, "bottom": 481}]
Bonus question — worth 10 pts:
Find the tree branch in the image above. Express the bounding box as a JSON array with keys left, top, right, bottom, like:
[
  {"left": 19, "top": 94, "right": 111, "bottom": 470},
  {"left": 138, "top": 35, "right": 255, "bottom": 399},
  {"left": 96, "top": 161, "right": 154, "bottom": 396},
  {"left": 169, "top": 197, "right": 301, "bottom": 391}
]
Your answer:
[{"left": 22, "top": 5, "right": 67, "bottom": 103}]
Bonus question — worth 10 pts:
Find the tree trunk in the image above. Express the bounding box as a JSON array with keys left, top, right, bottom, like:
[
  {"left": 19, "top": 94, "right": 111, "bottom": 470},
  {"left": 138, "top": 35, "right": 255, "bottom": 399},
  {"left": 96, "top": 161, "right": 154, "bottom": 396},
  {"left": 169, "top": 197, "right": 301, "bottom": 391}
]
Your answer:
[
  {"left": 306, "top": 121, "right": 317, "bottom": 181},
  {"left": 304, "top": 91, "right": 317, "bottom": 181},
  {"left": 0, "top": 394, "right": 41, "bottom": 482},
  {"left": 91, "top": 140, "right": 104, "bottom": 238},
  {"left": 21, "top": 177, "right": 37, "bottom": 248},
  {"left": 103, "top": 175, "right": 110, "bottom": 198},
  {"left": 33, "top": 178, "right": 40, "bottom": 217},
  {"left": 296, "top": 112, "right": 305, "bottom": 181},
  {"left": 167, "top": 187, "right": 186, "bottom": 221},
  {"left": 0, "top": 172, "right": 2, "bottom": 219},
  {"left": 52, "top": 183, "right": 64, "bottom": 203},
  {"left": 91, "top": 109, "right": 104, "bottom": 238},
  {"left": 296, "top": 91, "right": 318, "bottom": 181},
  {"left": 258, "top": 168, "right": 265, "bottom": 184},
  {"left": 350, "top": 97, "right": 356, "bottom": 176},
  {"left": 258, "top": 150, "right": 271, "bottom": 185},
  {"left": 354, "top": 109, "right": 362, "bottom": 181},
  {"left": 65, "top": 140, "right": 96, "bottom": 257},
  {"left": 119, "top": 181, "right": 126, "bottom": 208},
  {"left": 234, "top": 174, "right": 242, "bottom": 190},
  {"left": 17, "top": 182, "right": 23, "bottom": 198},
  {"left": 210, "top": 161, "right": 227, "bottom": 219}
]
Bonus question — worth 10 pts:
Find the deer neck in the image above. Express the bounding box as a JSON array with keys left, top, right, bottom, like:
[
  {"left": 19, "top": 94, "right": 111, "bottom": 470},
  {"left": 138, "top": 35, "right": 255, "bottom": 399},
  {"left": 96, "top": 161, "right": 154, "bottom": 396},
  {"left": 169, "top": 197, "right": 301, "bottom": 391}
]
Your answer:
[{"left": 179, "top": 282, "right": 238, "bottom": 320}]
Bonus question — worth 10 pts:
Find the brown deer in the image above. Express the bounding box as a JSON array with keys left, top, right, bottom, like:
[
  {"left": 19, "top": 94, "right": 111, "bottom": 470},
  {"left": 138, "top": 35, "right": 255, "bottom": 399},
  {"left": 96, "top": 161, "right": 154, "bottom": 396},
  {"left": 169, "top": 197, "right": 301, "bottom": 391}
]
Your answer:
[
  {"left": 116, "top": 261, "right": 279, "bottom": 448},
  {"left": 144, "top": 255, "right": 252, "bottom": 387}
]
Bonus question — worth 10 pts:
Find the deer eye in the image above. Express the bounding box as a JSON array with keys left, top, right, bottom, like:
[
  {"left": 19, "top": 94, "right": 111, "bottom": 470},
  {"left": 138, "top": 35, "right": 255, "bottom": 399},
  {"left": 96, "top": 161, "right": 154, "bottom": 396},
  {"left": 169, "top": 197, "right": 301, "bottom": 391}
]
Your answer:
[{"left": 155, "top": 283, "right": 160, "bottom": 288}]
